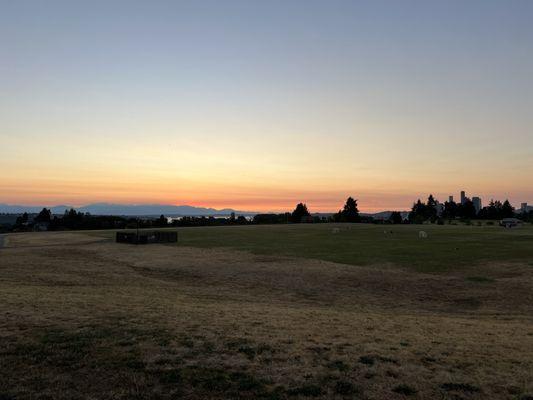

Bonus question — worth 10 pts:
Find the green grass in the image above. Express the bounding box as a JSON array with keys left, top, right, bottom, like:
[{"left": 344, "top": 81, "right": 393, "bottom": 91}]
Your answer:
[
  {"left": 90, "top": 223, "right": 533, "bottom": 272},
  {"left": 173, "top": 223, "right": 533, "bottom": 272}
]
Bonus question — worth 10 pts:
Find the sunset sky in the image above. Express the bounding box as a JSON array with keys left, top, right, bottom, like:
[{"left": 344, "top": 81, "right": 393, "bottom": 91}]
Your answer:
[{"left": 1, "top": 1, "right": 532, "bottom": 212}]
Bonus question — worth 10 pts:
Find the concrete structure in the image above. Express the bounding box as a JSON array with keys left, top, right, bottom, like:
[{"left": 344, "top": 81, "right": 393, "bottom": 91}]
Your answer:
[
  {"left": 460, "top": 191, "right": 467, "bottom": 205},
  {"left": 448, "top": 196, "right": 454, "bottom": 203},
  {"left": 472, "top": 197, "right": 482, "bottom": 214}
]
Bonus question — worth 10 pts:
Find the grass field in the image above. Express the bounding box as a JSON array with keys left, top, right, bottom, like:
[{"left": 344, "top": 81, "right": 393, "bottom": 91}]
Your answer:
[
  {"left": 175, "top": 223, "right": 533, "bottom": 271},
  {"left": 1, "top": 224, "right": 533, "bottom": 399},
  {"left": 93, "top": 223, "right": 533, "bottom": 272}
]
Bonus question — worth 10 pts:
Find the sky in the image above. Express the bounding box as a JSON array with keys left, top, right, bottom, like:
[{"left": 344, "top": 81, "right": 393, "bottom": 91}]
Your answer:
[{"left": 1, "top": 0, "right": 532, "bottom": 212}]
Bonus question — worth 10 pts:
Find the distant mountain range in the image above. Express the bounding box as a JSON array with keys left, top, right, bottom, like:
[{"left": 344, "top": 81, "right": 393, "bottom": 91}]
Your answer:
[
  {"left": 0, "top": 203, "right": 256, "bottom": 217},
  {"left": 0, "top": 203, "right": 410, "bottom": 219},
  {"left": 360, "top": 211, "right": 410, "bottom": 220}
]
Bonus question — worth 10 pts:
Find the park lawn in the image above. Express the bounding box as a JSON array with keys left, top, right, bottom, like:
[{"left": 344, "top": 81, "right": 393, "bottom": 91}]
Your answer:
[
  {"left": 87, "top": 223, "right": 533, "bottom": 272},
  {"left": 174, "top": 223, "right": 533, "bottom": 272},
  {"left": 2, "top": 229, "right": 533, "bottom": 399}
]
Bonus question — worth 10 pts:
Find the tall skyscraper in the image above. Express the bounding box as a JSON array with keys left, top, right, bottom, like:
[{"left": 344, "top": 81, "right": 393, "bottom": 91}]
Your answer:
[
  {"left": 460, "top": 191, "right": 466, "bottom": 205},
  {"left": 449, "top": 196, "right": 454, "bottom": 203},
  {"left": 472, "top": 197, "right": 482, "bottom": 214}
]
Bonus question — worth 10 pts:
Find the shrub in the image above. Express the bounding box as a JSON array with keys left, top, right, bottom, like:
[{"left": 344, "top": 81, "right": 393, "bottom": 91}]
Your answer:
[
  {"left": 393, "top": 384, "right": 417, "bottom": 396},
  {"left": 440, "top": 382, "right": 480, "bottom": 393},
  {"left": 327, "top": 360, "right": 350, "bottom": 372},
  {"left": 334, "top": 380, "right": 360, "bottom": 395},
  {"left": 358, "top": 355, "right": 375, "bottom": 365},
  {"left": 287, "top": 384, "right": 324, "bottom": 397}
]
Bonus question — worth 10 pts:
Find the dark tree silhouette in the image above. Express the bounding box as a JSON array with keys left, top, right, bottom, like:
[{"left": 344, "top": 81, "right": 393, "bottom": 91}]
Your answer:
[
  {"left": 408, "top": 199, "right": 427, "bottom": 224},
  {"left": 291, "top": 203, "right": 310, "bottom": 223},
  {"left": 35, "top": 208, "right": 52, "bottom": 223},
  {"left": 458, "top": 200, "right": 477, "bottom": 219},
  {"left": 442, "top": 200, "right": 458, "bottom": 220},
  {"left": 389, "top": 211, "right": 403, "bottom": 224},
  {"left": 335, "top": 197, "right": 360, "bottom": 222},
  {"left": 501, "top": 200, "right": 515, "bottom": 218},
  {"left": 426, "top": 194, "right": 438, "bottom": 221},
  {"left": 15, "top": 212, "right": 29, "bottom": 226},
  {"left": 156, "top": 214, "right": 168, "bottom": 227},
  {"left": 478, "top": 199, "right": 516, "bottom": 220}
]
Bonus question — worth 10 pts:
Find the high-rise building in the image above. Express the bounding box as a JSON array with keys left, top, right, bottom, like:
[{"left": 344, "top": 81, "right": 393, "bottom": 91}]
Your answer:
[
  {"left": 521, "top": 203, "right": 533, "bottom": 213},
  {"left": 449, "top": 196, "right": 454, "bottom": 203},
  {"left": 435, "top": 201, "right": 444, "bottom": 216},
  {"left": 460, "top": 191, "right": 466, "bottom": 205},
  {"left": 472, "top": 197, "right": 482, "bottom": 214}
]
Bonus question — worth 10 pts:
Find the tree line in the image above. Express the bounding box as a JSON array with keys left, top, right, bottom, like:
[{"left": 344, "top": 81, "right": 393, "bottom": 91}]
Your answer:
[
  {"left": 4, "top": 194, "right": 528, "bottom": 233},
  {"left": 408, "top": 194, "right": 517, "bottom": 224},
  {"left": 254, "top": 197, "right": 363, "bottom": 224},
  {"left": 7, "top": 197, "right": 366, "bottom": 232}
]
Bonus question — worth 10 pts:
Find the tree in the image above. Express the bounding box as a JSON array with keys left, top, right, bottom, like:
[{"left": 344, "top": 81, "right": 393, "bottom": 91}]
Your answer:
[
  {"left": 156, "top": 214, "right": 168, "bottom": 227},
  {"left": 442, "top": 200, "right": 458, "bottom": 220},
  {"left": 62, "top": 208, "right": 84, "bottom": 229},
  {"left": 334, "top": 197, "right": 360, "bottom": 222},
  {"left": 15, "top": 212, "right": 29, "bottom": 226},
  {"left": 291, "top": 203, "right": 310, "bottom": 223},
  {"left": 35, "top": 208, "right": 52, "bottom": 223},
  {"left": 389, "top": 211, "right": 403, "bottom": 224},
  {"left": 501, "top": 200, "right": 515, "bottom": 218},
  {"left": 459, "top": 200, "right": 477, "bottom": 219},
  {"left": 426, "top": 194, "right": 438, "bottom": 221},
  {"left": 478, "top": 199, "right": 513, "bottom": 220},
  {"left": 408, "top": 199, "right": 427, "bottom": 223}
]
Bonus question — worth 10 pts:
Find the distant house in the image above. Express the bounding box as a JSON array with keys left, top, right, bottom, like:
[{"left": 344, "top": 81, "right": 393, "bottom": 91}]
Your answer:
[{"left": 500, "top": 218, "right": 523, "bottom": 228}]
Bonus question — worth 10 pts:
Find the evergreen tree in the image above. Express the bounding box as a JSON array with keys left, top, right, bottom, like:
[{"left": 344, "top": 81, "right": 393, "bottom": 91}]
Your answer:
[
  {"left": 339, "top": 197, "right": 360, "bottom": 222},
  {"left": 408, "top": 199, "right": 427, "bottom": 223},
  {"left": 35, "top": 208, "right": 52, "bottom": 223},
  {"left": 291, "top": 203, "right": 310, "bottom": 223},
  {"left": 389, "top": 211, "right": 403, "bottom": 224},
  {"left": 459, "top": 200, "right": 477, "bottom": 219},
  {"left": 443, "top": 200, "right": 458, "bottom": 220},
  {"left": 426, "top": 194, "right": 438, "bottom": 221},
  {"left": 501, "top": 200, "right": 515, "bottom": 218},
  {"left": 15, "top": 212, "right": 29, "bottom": 226}
]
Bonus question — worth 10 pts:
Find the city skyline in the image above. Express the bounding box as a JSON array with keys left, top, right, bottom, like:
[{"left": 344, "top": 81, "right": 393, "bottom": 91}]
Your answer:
[{"left": 2, "top": 1, "right": 533, "bottom": 212}]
